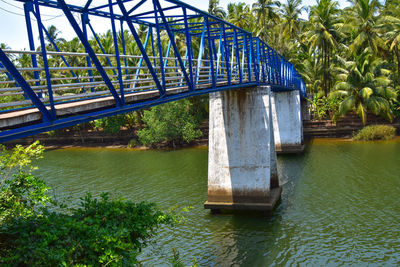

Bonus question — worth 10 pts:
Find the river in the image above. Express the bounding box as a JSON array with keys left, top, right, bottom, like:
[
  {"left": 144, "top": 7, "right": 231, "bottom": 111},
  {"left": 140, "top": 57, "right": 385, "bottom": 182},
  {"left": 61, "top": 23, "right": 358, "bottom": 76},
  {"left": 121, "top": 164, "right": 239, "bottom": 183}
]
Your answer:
[{"left": 35, "top": 139, "right": 400, "bottom": 266}]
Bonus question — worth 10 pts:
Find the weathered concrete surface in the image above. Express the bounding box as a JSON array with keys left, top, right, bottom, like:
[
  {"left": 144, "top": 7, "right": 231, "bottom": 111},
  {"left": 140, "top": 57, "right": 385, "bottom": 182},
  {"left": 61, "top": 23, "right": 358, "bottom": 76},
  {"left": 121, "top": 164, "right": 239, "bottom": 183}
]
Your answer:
[
  {"left": 271, "top": 90, "right": 304, "bottom": 153},
  {"left": 204, "top": 86, "right": 280, "bottom": 211}
]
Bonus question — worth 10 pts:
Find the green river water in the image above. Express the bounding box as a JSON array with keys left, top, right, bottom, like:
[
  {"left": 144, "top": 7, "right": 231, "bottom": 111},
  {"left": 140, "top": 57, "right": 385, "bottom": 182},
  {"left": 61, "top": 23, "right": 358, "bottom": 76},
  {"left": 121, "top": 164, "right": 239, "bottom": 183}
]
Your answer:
[{"left": 35, "top": 139, "right": 400, "bottom": 266}]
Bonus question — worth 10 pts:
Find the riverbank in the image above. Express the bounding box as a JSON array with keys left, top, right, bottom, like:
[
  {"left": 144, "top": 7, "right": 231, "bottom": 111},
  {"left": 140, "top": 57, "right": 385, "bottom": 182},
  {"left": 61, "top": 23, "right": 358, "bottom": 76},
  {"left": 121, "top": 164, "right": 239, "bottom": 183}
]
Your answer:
[
  {"left": 303, "top": 113, "right": 400, "bottom": 138},
  {"left": 5, "top": 113, "right": 400, "bottom": 148},
  {"left": 4, "top": 127, "right": 209, "bottom": 149}
]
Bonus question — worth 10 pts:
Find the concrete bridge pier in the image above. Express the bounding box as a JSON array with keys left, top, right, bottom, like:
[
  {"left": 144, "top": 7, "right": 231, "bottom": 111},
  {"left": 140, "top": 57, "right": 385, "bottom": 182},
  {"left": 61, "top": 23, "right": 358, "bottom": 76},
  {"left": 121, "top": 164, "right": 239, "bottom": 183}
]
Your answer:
[
  {"left": 204, "top": 86, "right": 281, "bottom": 212},
  {"left": 271, "top": 90, "right": 304, "bottom": 153}
]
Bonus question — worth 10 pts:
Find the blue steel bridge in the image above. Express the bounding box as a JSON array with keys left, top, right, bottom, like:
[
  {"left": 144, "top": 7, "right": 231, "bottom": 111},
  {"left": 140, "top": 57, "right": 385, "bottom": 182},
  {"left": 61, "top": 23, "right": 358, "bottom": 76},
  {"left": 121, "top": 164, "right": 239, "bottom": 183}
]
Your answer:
[{"left": 0, "top": 0, "right": 306, "bottom": 143}]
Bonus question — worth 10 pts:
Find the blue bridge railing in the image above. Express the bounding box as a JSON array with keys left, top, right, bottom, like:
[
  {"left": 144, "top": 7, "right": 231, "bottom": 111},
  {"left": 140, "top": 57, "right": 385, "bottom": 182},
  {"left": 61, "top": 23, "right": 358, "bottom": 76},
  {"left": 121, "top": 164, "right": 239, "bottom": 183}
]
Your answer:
[{"left": 0, "top": 0, "right": 306, "bottom": 142}]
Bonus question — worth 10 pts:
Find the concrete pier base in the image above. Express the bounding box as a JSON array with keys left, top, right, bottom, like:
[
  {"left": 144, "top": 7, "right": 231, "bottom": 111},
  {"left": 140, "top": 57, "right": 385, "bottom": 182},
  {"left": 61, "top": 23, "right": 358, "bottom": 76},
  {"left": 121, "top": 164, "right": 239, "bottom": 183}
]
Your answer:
[
  {"left": 204, "top": 86, "right": 280, "bottom": 212},
  {"left": 271, "top": 90, "right": 304, "bottom": 154}
]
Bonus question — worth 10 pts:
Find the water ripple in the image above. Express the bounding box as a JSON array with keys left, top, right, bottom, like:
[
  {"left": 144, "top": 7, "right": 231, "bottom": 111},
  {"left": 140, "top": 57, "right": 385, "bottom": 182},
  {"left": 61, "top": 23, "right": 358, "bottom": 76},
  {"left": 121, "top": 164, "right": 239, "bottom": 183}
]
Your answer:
[{"left": 35, "top": 141, "right": 400, "bottom": 266}]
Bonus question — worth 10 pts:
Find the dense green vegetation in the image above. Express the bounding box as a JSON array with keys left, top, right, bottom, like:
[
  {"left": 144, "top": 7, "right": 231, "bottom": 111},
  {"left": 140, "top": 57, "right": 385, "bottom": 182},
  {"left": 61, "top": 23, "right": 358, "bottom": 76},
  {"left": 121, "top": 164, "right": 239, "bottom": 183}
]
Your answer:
[
  {"left": 353, "top": 124, "right": 396, "bottom": 140},
  {"left": 208, "top": 0, "right": 400, "bottom": 123},
  {"left": 1, "top": 0, "right": 400, "bottom": 146},
  {"left": 0, "top": 142, "right": 176, "bottom": 265},
  {"left": 138, "top": 99, "right": 203, "bottom": 147}
]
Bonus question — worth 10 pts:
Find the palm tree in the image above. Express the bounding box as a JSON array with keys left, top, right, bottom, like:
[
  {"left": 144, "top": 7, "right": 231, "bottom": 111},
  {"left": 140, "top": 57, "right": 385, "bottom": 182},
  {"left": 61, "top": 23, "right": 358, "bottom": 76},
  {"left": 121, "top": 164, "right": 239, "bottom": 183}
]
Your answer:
[
  {"left": 252, "top": 0, "right": 281, "bottom": 42},
  {"left": 379, "top": 2, "right": 400, "bottom": 84},
  {"left": 334, "top": 49, "right": 396, "bottom": 123},
  {"left": 208, "top": 0, "right": 226, "bottom": 19},
  {"left": 345, "top": 0, "right": 385, "bottom": 55},
  {"left": 304, "top": 0, "right": 341, "bottom": 96},
  {"left": 280, "top": 0, "right": 305, "bottom": 40},
  {"left": 296, "top": 47, "right": 323, "bottom": 94},
  {"left": 45, "top": 25, "right": 66, "bottom": 45},
  {"left": 227, "top": 3, "right": 252, "bottom": 30}
]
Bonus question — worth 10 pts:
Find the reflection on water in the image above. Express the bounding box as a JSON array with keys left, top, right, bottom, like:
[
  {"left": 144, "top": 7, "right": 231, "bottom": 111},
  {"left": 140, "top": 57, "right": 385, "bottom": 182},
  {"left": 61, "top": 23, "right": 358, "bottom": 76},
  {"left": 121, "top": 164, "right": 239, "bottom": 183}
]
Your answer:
[{"left": 36, "top": 139, "right": 400, "bottom": 266}]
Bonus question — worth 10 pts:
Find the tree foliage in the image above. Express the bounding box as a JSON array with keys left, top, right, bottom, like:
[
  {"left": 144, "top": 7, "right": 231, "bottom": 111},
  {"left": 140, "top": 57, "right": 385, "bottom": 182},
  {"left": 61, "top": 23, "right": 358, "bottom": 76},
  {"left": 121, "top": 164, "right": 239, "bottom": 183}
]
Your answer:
[
  {"left": 137, "top": 99, "right": 203, "bottom": 147},
  {"left": 0, "top": 143, "right": 175, "bottom": 265}
]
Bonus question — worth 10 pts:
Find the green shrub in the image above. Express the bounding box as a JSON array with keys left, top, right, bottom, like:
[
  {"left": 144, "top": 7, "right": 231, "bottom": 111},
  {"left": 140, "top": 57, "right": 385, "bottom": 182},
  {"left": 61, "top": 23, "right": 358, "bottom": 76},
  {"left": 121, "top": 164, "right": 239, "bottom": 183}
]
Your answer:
[
  {"left": 0, "top": 143, "right": 175, "bottom": 266},
  {"left": 94, "top": 115, "right": 128, "bottom": 134},
  {"left": 0, "top": 142, "right": 52, "bottom": 224},
  {"left": 137, "top": 99, "right": 202, "bottom": 147},
  {"left": 0, "top": 193, "right": 173, "bottom": 266},
  {"left": 353, "top": 125, "right": 396, "bottom": 141}
]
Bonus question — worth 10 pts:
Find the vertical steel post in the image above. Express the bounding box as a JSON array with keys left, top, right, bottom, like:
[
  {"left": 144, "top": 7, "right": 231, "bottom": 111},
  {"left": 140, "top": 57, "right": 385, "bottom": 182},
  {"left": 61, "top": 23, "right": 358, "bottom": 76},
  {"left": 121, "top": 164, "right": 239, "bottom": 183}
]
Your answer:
[
  {"left": 180, "top": 48, "right": 188, "bottom": 86},
  {"left": 205, "top": 17, "right": 216, "bottom": 88},
  {"left": 260, "top": 41, "right": 266, "bottom": 83},
  {"left": 241, "top": 37, "right": 245, "bottom": 81},
  {"left": 222, "top": 24, "right": 231, "bottom": 85},
  {"left": 133, "top": 29, "right": 151, "bottom": 88},
  {"left": 245, "top": 34, "right": 251, "bottom": 82},
  {"left": 263, "top": 45, "right": 271, "bottom": 83},
  {"left": 195, "top": 21, "right": 206, "bottom": 85},
  {"left": 150, "top": 27, "right": 157, "bottom": 70},
  {"left": 120, "top": 20, "right": 129, "bottom": 78},
  {"left": 34, "top": 0, "right": 56, "bottom": 118},
  {"left": 23, "top": 1, "right": 41, "bottom": 97},
  {"left": 230, "top": 31, "right": 235, "bottom": 80},
  {"left": 216, "top": 24, "right": 223, "bottom": 79},
  {"left": 153, "top": 0, "right": 166, "bottom": 91},
  {"left": 164, "top": 40, "right": 172, "bottom": 68},
  {"left": 183, "top": 7, "right": 194, "bottom": 90},
  {"left": 251, "top": 37, "right": 258, "bottom": 83},
  {"left": 234, "top": 30, "right": 242, "bottom": 84},
  {"left": 81, "top": 12, "right": 94, "bottom": 92},
  {"left": 256, "top": 38, "right": 261, "bottom": 82},
  {"left": 267, "top": 46, "right": 274, "bottom": 84},
  {"left": 109, "top": 0, "right": 124, "bottom": 104}
]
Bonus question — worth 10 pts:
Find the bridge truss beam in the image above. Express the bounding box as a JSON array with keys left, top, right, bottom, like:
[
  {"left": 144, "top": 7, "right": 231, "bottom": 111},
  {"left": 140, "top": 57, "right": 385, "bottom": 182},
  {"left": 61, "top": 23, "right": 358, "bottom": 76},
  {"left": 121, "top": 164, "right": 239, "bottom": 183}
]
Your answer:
[{"left": 0, "top": 0, "right": 306, "bottom": 142}]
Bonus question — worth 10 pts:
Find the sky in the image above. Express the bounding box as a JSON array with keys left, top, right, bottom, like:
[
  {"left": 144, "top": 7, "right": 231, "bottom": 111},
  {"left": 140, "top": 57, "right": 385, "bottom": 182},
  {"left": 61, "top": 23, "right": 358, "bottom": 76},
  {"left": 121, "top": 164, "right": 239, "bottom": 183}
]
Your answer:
[{"left": 0, "top": 0, "right": 348, "bottom": 50}]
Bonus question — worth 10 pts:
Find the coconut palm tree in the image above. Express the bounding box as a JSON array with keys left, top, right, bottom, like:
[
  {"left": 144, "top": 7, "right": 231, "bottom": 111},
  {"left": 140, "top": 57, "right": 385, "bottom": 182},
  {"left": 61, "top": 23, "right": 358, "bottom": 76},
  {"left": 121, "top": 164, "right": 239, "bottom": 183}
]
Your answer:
[
  {"left": 208, "top": 0, "right": 226, "bottom": 19},
  {"left": 45, "top": 25, "right": 66, "bottom": 45},
  {"left": 334, "top": 49, "right": 397, "bottom": 123},
  {"left": 304, "top": 0, "right": 342, "bottom": 96},
  {"left": 227, "top": 2, "right": 252, "bottom": 30},
  {"left": 379, "top": 2, "right": 400, "bottom": 84},
  {"left": 345, "top": 0, "right": 385, "bottom": 55},
  {"left": 252, "top": 0, "right": 281, "bottom": 42},
  {"left": 280, "top": 0, "right": 305, "bottom": 40}
]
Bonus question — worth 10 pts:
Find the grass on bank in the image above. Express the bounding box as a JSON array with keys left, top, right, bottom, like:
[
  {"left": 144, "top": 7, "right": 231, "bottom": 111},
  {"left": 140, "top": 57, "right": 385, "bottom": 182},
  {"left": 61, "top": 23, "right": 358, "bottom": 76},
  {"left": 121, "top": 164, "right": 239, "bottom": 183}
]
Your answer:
[{"left": 353, "top": 125, "right": 396, "bottom": 141}]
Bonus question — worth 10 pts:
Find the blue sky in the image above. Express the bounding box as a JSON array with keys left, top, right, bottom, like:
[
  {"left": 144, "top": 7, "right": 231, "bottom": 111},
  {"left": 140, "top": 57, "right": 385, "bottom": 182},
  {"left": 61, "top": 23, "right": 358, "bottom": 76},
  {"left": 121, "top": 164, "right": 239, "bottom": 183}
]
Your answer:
[{"left": 0, "top": 0, "right": 349, "bottom": 50}]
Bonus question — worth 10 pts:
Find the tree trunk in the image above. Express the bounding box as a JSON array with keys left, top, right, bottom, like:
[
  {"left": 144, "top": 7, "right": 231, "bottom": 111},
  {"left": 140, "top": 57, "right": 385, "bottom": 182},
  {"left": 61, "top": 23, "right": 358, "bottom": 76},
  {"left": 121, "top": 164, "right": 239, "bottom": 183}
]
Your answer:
[
  {"left": 395, "top": 46, "right": 400, "bottom": 85},
  {"left": 322, "top": 41, "right": 328, "bottom": 96}
]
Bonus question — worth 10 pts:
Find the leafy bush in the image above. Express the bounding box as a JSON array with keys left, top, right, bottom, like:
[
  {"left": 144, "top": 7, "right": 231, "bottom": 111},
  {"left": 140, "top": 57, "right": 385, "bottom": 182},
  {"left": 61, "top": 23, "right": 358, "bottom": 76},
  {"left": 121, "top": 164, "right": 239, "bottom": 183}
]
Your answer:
[
  {"left": 137, "top": 99, "right": 202, "bottom": 147},
  {"left": 308, "top": 95, "right": 342, "bottom": 120},
  {"left": 94, "top": 115, "right": 128, "bottom": 134},
  {"left": 0, "top": 193, "right": 173, "bottom": 266},
  {"left": 0, "top": 142, "right": 52, "bottom": 224},
  {"left": 0, "top": 142, "right": 175, "bottom": 266},
  {"left": 353, "top": 125, "right": 396, "bottom": 140}
]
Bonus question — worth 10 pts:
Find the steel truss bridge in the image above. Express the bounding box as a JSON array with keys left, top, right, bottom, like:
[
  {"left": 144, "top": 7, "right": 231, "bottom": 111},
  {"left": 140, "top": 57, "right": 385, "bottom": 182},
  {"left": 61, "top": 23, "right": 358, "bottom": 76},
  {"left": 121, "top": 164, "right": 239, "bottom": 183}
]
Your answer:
[{"left": 0, "top": 0, "right": 306, "bottom": 143}]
